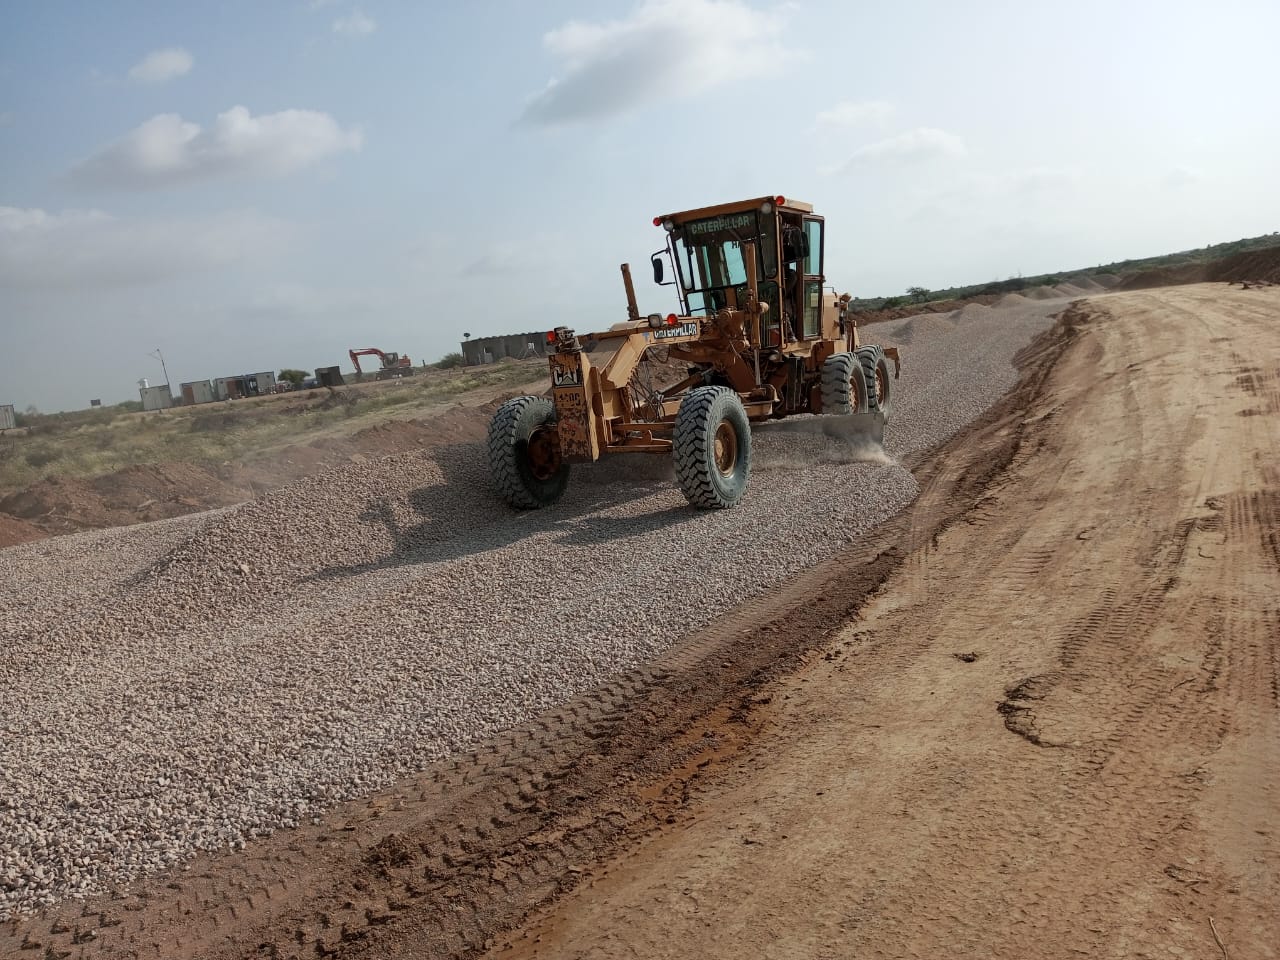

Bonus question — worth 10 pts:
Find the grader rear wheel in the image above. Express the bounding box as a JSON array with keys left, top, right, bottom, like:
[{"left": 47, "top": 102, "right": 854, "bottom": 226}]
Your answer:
[
  {"left": 821, "top": 352, "right": 871, "bottom": 416},
  {"left": 856, "top": 346, "right": 892, "bottom": 422}
]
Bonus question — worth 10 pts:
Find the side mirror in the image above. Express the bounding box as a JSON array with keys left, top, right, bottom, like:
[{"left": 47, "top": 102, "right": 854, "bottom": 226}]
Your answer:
[{"left": 651, "top": 254, "right": 664, "bottom": 284}]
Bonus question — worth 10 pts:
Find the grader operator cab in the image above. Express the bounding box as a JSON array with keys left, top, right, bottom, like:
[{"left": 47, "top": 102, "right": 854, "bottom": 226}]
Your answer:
[{"left": 488, "top": 195, "right": 899, "bottom": 510}]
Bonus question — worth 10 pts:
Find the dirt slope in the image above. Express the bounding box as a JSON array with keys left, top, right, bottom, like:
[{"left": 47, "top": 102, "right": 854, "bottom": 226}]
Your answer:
[
  {"left": 0, "top": 406, "right": 496, "bottom": 545},
  {"left": 482, "top": 284, "right": 1280, "bottom": 960},
  {"left": 1118, "top": 243, "right": 1280, "bottom": 290}
]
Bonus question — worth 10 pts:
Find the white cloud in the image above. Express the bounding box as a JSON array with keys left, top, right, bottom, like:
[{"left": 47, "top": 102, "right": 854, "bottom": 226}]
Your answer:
[
  {"left": 66, "top": 106, "right": 363, "bottom": 189},
  {"left": 523, "top": 0, "right": 798, "bottom": 125},
  {"left": 815, "top": 100, "right": 893, "bottom": 127},
  {"left": 127, "top": 47, "right": 194, "bottom": 84},
  {"left": 823, "top": 127, "right": 967, "bottom": 174},
  {"left": 332, "top": 8, "right": 376, "bottom": 36},
  {"left": 0, "top": 206, "right": 289, "bottom": 289}
]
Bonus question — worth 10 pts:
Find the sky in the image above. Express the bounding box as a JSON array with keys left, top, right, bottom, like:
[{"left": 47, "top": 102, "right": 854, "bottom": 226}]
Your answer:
[{"left": 2, "top": 0, "right": 1278, "bottom": 413}]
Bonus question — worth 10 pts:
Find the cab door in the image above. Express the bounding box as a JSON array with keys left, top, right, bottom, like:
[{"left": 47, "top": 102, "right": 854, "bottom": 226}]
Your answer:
[{"left": 800, "top": 217, "right": 824, "bottom": 339}]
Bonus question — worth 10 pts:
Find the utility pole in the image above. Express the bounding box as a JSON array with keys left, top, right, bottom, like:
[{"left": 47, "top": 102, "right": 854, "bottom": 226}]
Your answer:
[{"left": 149, "top": 348, "right": 171, "bottom": 386}]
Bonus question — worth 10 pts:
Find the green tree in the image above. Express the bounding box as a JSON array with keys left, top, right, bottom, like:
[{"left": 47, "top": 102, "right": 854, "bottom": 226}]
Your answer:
[
  {"left": 436, "top": 352, "right": 466, "bottom": 370},
  {"left": 278, "top": 368, "right": 308, "bottom": 387},
  {"left": 906, "top": 286, "right": 930, "bottom": 303}
]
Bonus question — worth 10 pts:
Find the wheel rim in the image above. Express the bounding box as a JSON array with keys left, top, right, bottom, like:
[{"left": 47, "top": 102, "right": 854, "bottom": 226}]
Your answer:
[
  {"left": 848, "top": 369, "right": 862, "bottom": 413},
  {"left": 713, "top": 421, "right": 738, "bottom": 477},
  {"left": 875, "top": 365, "right": 888, "bottom": 406},
  {"left": 527, "top": 426, "right": 562, "bottom": 481}
]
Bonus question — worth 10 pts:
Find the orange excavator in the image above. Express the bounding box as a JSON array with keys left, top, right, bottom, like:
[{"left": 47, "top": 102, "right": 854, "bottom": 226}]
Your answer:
[{"left": 348, "top": 347, "right": 415, "bottom": 379}]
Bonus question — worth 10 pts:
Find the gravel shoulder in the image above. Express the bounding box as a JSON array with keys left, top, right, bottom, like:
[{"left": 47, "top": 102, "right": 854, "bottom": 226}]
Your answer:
[{"left": 1, "top": 298, "right": 1063, "bottom": 930}]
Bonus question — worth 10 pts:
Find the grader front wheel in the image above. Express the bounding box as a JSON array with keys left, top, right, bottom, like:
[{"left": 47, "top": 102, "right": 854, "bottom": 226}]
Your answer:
[
  {"left": 487, "top": 396, "right": 570, "bottom": 509},
  {"left": 674, "top": 386, "right": 752, "bottom": 509}
]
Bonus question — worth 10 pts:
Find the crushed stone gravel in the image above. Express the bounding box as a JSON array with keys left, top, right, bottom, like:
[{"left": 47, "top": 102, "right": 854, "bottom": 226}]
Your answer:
[{"left": 0, "top": 298, "right": 1064, "bottom": 917}]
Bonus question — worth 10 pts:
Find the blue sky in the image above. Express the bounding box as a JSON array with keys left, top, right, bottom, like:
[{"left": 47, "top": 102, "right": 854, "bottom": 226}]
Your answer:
[{"left": 2, "top": 0, "right": 1277, "bottom": 412}]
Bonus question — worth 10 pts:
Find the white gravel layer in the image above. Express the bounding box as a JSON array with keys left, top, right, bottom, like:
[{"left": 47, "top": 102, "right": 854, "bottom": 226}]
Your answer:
[{"left": 0, "top": 299, "right": 1062, "bottom": 917}]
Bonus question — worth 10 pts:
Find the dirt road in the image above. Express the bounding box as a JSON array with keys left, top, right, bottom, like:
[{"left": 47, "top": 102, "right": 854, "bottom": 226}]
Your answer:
[
  {"left": 5, "top": 285, "right": 1275, "bottom": 958},
  {"left": 483, "top": 284, "right": 1279, "bottom": 959}
]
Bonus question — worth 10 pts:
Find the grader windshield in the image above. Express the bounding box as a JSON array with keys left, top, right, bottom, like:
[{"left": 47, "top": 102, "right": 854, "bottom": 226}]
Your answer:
[{"left": 671, "top": 210, "right": 779, "bottom": 317}]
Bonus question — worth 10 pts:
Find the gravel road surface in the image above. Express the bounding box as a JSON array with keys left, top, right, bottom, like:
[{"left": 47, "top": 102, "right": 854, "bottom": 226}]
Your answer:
[{"left": 0, "top": 299, "right": 1062, "bottom": 917}]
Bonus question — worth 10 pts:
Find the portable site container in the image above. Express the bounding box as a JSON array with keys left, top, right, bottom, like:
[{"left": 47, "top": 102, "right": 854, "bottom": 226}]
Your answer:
[
  {"left": 180, "top": 380, "right": 216, "bottom": 405},
  {"left": 140, "top": 384, "right": 174, "bottom": 411}
]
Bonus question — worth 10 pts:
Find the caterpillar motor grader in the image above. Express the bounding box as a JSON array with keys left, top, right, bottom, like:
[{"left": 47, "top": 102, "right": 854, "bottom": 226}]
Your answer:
[{"left": 488, "top": 195, "right": 899, "bottom": 510}]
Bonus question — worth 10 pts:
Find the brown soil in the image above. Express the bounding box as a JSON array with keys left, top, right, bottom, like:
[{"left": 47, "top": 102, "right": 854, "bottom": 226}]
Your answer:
[
  {"left": 1118, "top": 243, "right": 1280, "bottom": 290},
  {"left": 6, "top": 284, "right": 1276, "bottom": 959},
  {"left": 0, "top": 513, "right": 44, "bottom": 546}
]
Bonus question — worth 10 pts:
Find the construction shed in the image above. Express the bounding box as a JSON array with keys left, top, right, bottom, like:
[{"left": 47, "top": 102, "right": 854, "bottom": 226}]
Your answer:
[
  {"left": 461, "top": 332, "right": 549, "bottom": 366},
  {"left": 180, "top": 380, "right": 216, "bottom": 405},
  {"left": 140, "top": 384, "right": 174, "bottom": 411},
  {"left": 0, "top": 404, "right": 15, "bottom": 431},
  {"left": 213, "top": 373, "right": 275, "bottom": 400}
]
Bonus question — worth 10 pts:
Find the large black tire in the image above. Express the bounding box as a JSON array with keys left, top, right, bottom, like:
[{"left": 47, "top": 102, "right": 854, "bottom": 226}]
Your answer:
[
  {"left": 821, "top": 352, "right": 872, "bottom": 415},
  {"left": 673, "top": 386, "right": 751, "bottom": 509},
  {"left": 856, "top": 346, "right": 892, "bottom": 422},
  {"left": 487, "top": 396, "right": 569, "bottom": 509}
]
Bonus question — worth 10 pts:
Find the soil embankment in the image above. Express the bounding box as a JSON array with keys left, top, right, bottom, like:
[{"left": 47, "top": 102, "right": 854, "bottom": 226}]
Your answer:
[
  {"left": 1117, "top": 243, "right": 1280, "bottom": 289},
  {"left": 0, "top": 407, "right": 495, "bottom": 546}
]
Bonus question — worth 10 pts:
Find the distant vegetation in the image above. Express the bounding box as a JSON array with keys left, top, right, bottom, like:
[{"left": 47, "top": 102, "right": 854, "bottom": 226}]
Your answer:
[
  {"left": 12, "top": 400, "right": 143, "bottom": 433},
  {"left": 277, "top": 368, "right": 309, "bottom": 387},
  {"left": 0, "top": 358, "right": 548, "bottom": 492},
  {"left": 856, "top": 230, "right": 1280, "bottom": 309}
]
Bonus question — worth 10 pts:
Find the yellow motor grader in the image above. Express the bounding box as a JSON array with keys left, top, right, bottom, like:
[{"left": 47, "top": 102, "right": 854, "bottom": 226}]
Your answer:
[{"left": 488, "top": 195, "right": 899, "bottom": 509}]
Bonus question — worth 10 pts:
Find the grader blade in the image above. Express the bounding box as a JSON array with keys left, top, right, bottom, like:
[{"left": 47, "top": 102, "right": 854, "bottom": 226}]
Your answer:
[{"left": 767, "top": 410, "right": 886, "bottom": 448}]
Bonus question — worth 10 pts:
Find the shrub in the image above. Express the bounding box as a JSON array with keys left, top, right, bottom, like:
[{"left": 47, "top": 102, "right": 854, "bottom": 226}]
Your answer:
[
  {"left": 436, "top": 352, "right": 466, "bottom": 370},
  {"left": 24, "top": 448, "right": 59, "bottom": 468}
]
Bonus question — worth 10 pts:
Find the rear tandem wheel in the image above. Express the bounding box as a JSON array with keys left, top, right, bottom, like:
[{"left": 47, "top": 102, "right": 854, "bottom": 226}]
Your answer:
[
  {"left": 856, "top": 346, "right": 893, "bottom": 421},
  {"left": 820, "top": 352, "right": 872, "bottom": 416}
]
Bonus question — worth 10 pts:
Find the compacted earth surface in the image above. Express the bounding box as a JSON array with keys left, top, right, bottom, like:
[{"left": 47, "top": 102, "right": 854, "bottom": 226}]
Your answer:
[{"left": 2, "top": 284, "right": 1276, "bottom": 959}]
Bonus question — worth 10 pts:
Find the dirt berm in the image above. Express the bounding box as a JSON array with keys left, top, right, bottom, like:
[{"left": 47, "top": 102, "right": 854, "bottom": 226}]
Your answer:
[
  {"left": 1117, "top": 242, "right": 1280, "bottom": 289},
  {"left": 0, "top": 407, "right": 493, "bottom": 545}
]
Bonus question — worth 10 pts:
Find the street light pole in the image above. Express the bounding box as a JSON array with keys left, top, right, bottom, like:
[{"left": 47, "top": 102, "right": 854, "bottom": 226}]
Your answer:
[{"left": 150, "top": 348, "right": 170, "bottom": 386}]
